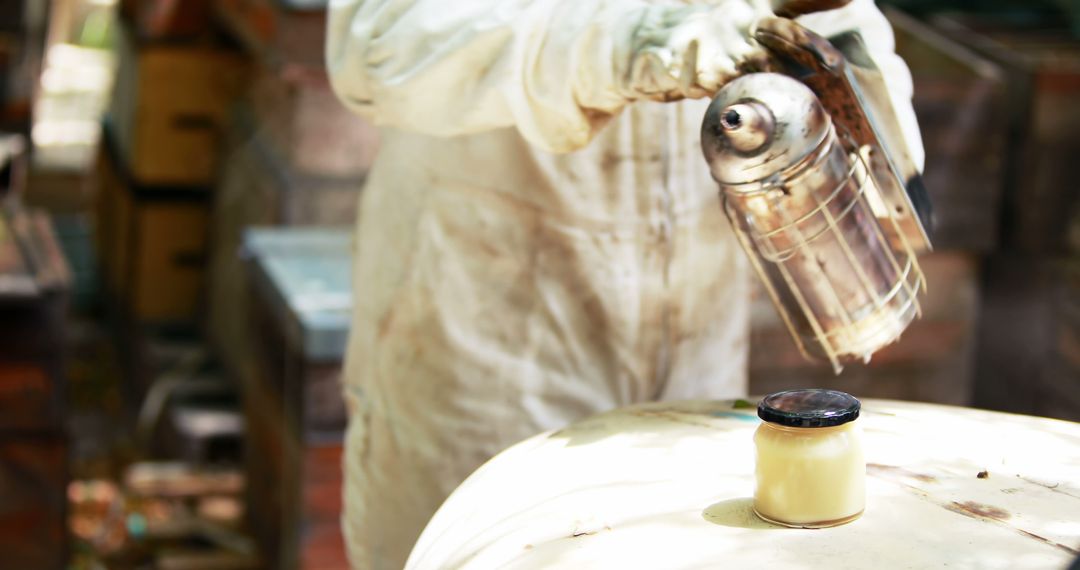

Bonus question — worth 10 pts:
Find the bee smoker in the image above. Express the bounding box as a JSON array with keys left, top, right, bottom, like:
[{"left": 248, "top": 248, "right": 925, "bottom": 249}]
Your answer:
[{"left": 701, "top": 17, "right": 934, "bottom": 373}]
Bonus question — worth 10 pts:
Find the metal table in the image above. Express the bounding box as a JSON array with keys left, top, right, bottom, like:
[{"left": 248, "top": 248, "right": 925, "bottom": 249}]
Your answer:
[{"left": 407, "top": 399, "right": 1080, "bottom": 569}]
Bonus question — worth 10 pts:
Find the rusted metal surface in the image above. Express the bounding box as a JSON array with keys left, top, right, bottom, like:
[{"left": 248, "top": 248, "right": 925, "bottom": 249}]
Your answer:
[{"left": 407, "top": 399, "right": 1080, "bottom": 569}]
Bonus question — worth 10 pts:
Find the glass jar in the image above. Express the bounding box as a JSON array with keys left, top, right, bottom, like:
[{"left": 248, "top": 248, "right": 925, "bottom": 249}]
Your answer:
[{"left": 753, "top": 389, "right": 865, "bottom": 528}]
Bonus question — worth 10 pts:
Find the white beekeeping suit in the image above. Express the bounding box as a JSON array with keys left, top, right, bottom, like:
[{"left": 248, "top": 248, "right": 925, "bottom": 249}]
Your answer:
[{"left": 325, "top": 0, "right": 922, "bottom": 567}]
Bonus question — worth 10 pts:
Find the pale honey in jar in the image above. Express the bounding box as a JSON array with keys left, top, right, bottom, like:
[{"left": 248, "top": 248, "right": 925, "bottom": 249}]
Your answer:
[{"left": 754, "top": 389, "right": 865, "bottom": 528}]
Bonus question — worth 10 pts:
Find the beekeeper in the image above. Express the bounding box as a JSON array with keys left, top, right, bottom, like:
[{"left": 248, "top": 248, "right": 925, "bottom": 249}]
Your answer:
[{"left": 326, "top": 0, "right": 923, "bottom": 567}]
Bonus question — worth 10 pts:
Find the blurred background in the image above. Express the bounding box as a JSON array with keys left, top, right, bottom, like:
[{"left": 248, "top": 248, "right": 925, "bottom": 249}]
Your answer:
[{"left": 0, "top": 0, "right": 1076, "bottom": 568}]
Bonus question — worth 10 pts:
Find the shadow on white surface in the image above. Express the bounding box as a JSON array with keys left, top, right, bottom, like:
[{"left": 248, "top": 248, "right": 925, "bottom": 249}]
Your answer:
[{"left": 702, "top": 497, "right": 786, "bottom": 530}]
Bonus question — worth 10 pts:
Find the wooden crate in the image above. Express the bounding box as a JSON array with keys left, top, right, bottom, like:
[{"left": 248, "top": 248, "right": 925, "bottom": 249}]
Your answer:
[
  {"left": 972, "top": 254, "right": 1080, "bottom": 421},
  {"left": 888, "top": 9, "right": 1008, "bottom": 253},
  {"left": 0, "top": 2, "right": 24, "bottom": 32},
  {"left": 0, "top": 32, "right": 16, "bottom": 107},
  {"left": 207, "top": 109, "right": 365, "bottom": 388},
  {"left": 931, "top": 14, "right": 1080, "bottom": 254},
  {"left": 1039, "top": 253, "right": 1079, "bottom": 421},
  {"left": 0, "top": 203, "right": 70, "bottom": 434},
  {"left": 107, "top": 20, "right": 248, "bottom": 186},
  {"left": 0, "top": 296, "right": 67, "bottom": 432},
  {"left": 0, "top": 435, "right": 68, "bottom": 570},
  {"left": 205, "top": 1, "right": 375, "bottom": 381},
  {"left": 94, "top": 132, "right": 211, "bottom": 323},
  {"left": 243, "top": 306, "right": 348, "bottom": 570},
  {"left": 919, "top": 14, "right": 1080, "bottom": 421},
  {"left": 246, "top": 65, "right": 379, "bottom": 179},
  {"left": 0, "top": 13, "right": 42, "bottom": 135},
  {"left": 124, "top": 0, "right": 214, "bottom": 40},
  {"left": 243, "top": 382, "right": 346, "bottom": 570},
  {"left": 94, "top": 140, "right": 126, "bottom": 296},
  {"left": 239, "top": 229, "right": 351, "bottom": 570},
  {"left": 213, "top": 0, "right": 327, "bottom": 69},
  {"left": 0, "top": 278, "right": 68, "bottom": 569}
]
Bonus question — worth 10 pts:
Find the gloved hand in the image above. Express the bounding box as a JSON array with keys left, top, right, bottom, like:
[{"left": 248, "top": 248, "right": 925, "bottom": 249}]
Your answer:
[
  {"left": 615, "top": 1, "right": 770, "bottom": 102},
  {"left": 609, "top": 0, "right": 923, "bottom": 169}
]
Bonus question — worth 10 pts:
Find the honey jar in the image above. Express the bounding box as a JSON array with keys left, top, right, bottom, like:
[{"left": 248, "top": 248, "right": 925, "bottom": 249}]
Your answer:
[{"left": 753, "top": 389, "right": 865, "bottom": 528}]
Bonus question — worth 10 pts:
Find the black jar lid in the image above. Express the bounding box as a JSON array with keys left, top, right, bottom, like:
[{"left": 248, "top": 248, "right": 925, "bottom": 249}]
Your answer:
[{"left": 757, "top": 389, "right": 861, "bottom": 428}]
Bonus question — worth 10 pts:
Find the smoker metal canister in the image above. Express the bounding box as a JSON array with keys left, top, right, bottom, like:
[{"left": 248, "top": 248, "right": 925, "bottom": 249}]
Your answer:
[{"left": 701, "top": 73, "right": 925, "bottom": 372}]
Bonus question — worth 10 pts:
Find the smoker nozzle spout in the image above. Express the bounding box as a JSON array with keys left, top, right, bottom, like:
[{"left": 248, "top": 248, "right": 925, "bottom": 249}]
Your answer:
[{"left": 718, "top": 102, "right": 775, "bottom": 154}]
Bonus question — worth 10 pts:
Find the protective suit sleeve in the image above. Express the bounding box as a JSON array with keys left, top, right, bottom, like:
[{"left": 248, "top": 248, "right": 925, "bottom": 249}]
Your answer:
[
  {"left": 795, "top": 0, "right": 925, "bottom": 170},
  {"left": 325, "top": 0, "right": 768, "bottom": 153}
]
